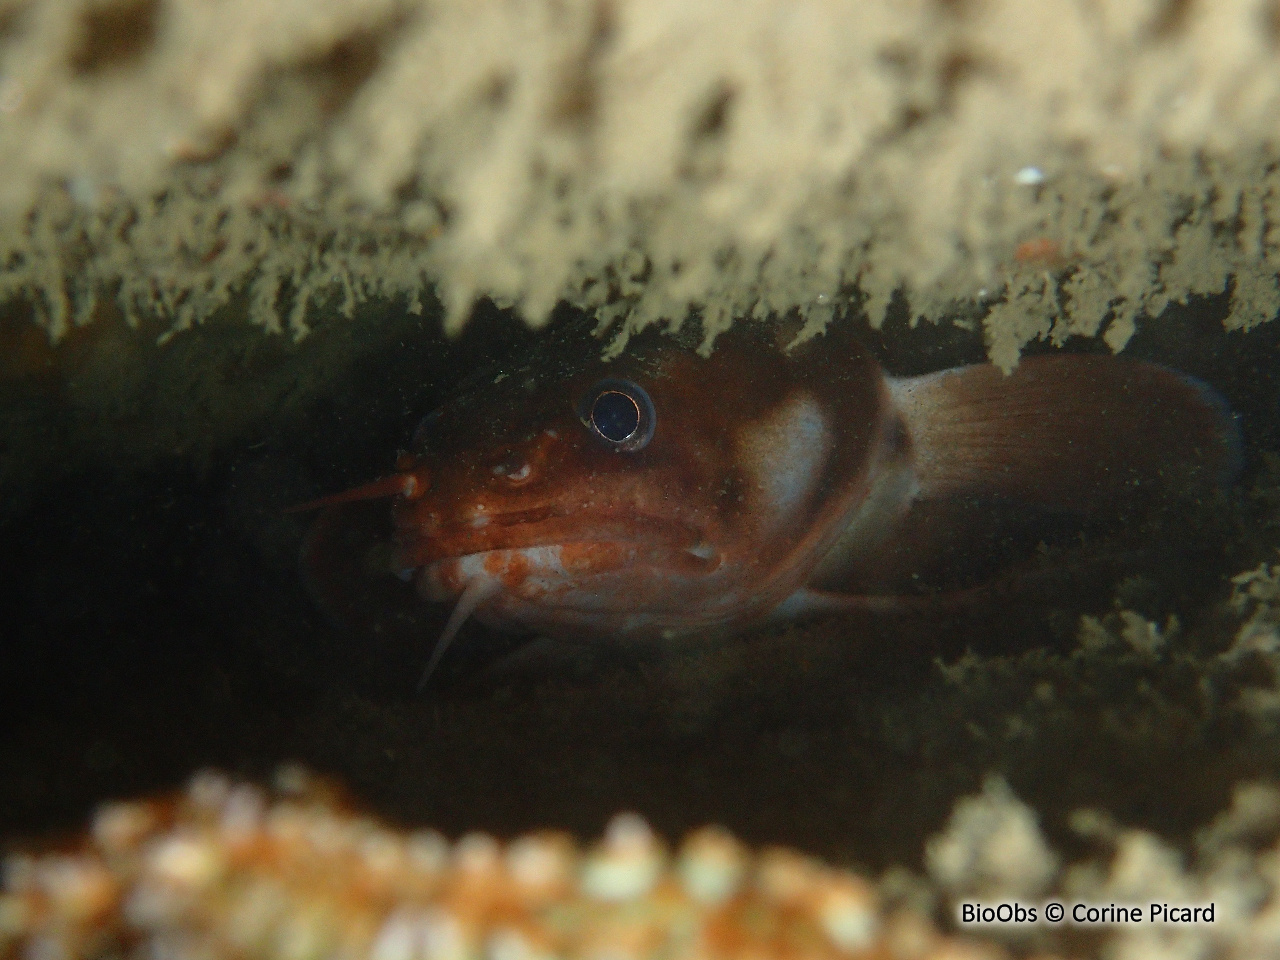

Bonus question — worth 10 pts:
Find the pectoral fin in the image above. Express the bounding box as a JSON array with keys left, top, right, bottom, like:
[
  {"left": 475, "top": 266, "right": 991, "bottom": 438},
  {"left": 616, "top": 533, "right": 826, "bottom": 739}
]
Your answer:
[{"left": 772, "top": 587, "right": 907, "bottom": 619}]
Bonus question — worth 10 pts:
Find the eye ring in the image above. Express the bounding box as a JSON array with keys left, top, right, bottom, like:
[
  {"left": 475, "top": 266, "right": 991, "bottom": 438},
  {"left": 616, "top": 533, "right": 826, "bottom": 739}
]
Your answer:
[{"left": 579, "top": 378, "right": 656, "bottom": 452}]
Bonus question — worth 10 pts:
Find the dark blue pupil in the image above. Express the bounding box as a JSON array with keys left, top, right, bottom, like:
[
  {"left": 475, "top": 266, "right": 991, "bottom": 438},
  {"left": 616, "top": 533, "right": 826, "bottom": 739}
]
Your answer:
[{"left": 592, "top": 390, "right": 640, "bottom": 442}]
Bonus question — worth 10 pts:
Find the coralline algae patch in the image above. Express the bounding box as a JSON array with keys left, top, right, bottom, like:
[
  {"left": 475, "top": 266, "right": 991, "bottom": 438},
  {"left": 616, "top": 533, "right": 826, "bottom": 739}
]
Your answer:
[{"left": 0, "top": 769, "right": 1018, "bottom": 960}]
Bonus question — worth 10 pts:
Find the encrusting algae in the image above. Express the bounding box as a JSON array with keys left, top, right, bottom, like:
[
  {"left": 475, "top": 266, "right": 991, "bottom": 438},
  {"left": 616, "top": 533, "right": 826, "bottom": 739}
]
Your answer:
[
  {"left": 3, "top": 0, "right": 1280, "bottom": 365},
  {"left": 10, "top": 765, "right": 1280, "bottom": 960},
  {"left": 0, "top": 767, "right": 1015, "bottom": 960}
]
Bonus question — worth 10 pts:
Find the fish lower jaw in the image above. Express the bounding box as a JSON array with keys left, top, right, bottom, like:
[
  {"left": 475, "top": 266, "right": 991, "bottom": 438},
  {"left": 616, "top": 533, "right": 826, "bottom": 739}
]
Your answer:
[
  {"left": 415, "top": 542, "right": 643, "bottom": 604},
  {"left": 412, "top": 551, "right": 629, "bottom": 637},
  {"left": 413, "top": 540, "right": 729, "bottom": 628}
]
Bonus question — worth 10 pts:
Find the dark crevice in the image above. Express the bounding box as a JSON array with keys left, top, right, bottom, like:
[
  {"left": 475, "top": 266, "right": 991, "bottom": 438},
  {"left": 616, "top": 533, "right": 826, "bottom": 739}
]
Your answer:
[
  {"left": 690, "top": 83, "right": 735, "bottom": 143},
  {"left": 1149, "top": 0, "right": 1196, "bottom": 40},
  {"left": 300, "top": 27, "right": 390, "bottom": 117},
  {"left": 70, "top": 0, "right": 160, "bottom": 75}
]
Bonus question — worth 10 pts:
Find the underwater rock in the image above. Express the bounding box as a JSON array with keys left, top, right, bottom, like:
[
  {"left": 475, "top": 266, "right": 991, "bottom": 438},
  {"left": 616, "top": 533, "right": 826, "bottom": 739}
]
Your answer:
[
  {"left": 7, "top": 768, "right": 1280, "bottom": 960},
  {"left": 1, "top": 1, "right": 1279, "bottom": 361}
]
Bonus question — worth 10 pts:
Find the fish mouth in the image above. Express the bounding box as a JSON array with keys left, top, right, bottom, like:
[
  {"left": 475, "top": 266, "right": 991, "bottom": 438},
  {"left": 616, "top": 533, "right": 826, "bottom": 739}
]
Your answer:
[
  {"left": 413, "top": 534, "right": 722, "bottom": 599},
  {"left": 402, "top": 524, "right": 721, "bottom": 690},
  {"left": 389, "top": 506, "right": 710, "bottom": 573}
]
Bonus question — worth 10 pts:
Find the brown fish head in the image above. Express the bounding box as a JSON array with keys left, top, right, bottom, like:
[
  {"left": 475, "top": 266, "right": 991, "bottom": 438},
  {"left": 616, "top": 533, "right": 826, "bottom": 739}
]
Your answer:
[{"left": 369, "top": 326, "right": 898, "bottom": 639}]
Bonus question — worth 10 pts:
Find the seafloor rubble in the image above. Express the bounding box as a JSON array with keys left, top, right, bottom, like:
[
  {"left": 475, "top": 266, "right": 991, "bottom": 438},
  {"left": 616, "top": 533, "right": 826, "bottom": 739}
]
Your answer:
[
  {"left": 3, "top": 767, "right": 1280, "bottom": 960},
  {"left": 0, "top": 767, "right": 957, "bottom": 960}
]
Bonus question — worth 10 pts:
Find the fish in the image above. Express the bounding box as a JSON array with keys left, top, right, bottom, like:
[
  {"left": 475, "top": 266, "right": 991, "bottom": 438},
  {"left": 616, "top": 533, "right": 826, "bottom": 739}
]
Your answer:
[{"left": 299, "top": 323, "right": 1240, "bottom": 678}]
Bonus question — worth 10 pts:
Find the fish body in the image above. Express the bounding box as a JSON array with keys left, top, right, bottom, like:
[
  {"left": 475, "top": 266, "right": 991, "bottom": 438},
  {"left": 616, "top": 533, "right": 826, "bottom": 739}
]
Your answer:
[{"left": 302, "top": 326, "right": 1238, "bottom": 653}]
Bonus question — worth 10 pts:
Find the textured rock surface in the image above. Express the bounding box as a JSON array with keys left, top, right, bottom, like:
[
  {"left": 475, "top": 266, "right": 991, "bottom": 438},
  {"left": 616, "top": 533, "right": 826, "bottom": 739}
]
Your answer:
[
  {"left": 6, "top": 768, "right": 1280, "bottom": 959},
  {"left": 2, "top": 0, "right": 1280, "bottom": 361}
]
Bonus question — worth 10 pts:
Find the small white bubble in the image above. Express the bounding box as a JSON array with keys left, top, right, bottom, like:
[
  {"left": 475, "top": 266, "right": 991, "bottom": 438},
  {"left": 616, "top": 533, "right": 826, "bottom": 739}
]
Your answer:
[
  {"left": 581, "top": 814, "right": 663, "bottom": 902},
  {"left": 406, "top": 830, "right": 449, "bottom": 875},
  {"left": 370, "top": 911, "right": 418, "bottom": 960}
]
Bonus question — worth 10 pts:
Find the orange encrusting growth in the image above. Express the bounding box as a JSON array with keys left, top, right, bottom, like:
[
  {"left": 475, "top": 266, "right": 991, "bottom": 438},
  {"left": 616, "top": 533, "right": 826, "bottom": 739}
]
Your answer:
[{"left": 0, "top": 769, "right": 1039, "bottom": 960}]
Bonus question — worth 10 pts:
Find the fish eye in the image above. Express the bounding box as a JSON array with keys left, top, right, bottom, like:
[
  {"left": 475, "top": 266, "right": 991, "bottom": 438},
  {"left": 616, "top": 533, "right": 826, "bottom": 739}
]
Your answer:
[{"left": 580, "top": 378, "right": 655, "bottom": 452}]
